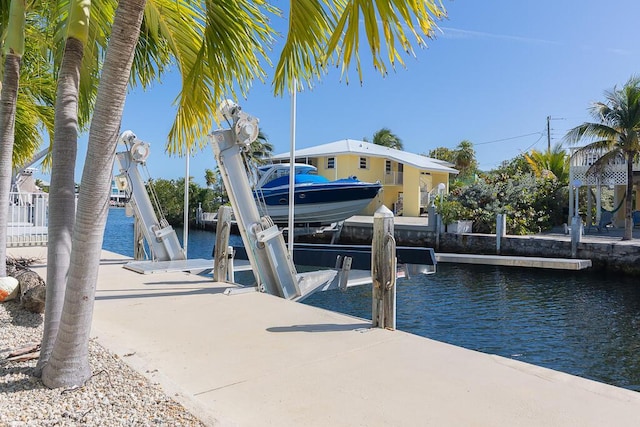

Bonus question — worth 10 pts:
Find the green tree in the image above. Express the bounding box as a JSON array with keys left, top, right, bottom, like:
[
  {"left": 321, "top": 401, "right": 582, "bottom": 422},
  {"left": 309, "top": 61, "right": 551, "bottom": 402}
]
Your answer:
[
  {"left": 40, "top": 0, "right": 448, "bottom": 388},
  {"left": 204, "top": 168, "right": 217, "bottom": 188},
  {"left": 453, "top": 140, "right": 477, "bottom": 181},
  {"left": 371, "top": 127, "right": 403, "bottom": 150},
  {"left": 492, "top": 153, "right": 532, "bottom": 177},
  {"left": 564, "top": 76, "right": 640, "bottom": 240},
  {"left": 524, "top": 143, "right": 569, "bottom": 184},
  {"left": 428, "top": 146, "right": 456, "bottom": 163}
]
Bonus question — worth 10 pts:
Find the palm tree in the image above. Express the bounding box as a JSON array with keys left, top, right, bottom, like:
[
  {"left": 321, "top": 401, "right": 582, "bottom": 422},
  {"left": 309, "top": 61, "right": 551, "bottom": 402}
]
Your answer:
[
  {"left": 36, "top": 0, "right": 107, "bottom": 377},
  {"left": 564, "top": 76, "right": 640, "bottom": 241},
  {"left": 1, "top": 2, "right": 56, "bottom": 287},
  {"left": 248, "top": 130, "right": 274, "bottom": 165},
  {"left": 42, "top": 0, "right": 148, "bottom": 389},
  {"left": 453, "top": 140, "right": 477, "bottom": 180},
  {"left": 524, "top": 143, "right": 569, "bottom": 184},
  {"left": 372, "top": 128, "right": 403, "bottom": 150},
  {"left": 40, "top": 0, "right": 447, "bottom": 387},
  {"left": 204, "top": 168, "right": 217, "bottom": 189},
  {"left": 0, "top": 0, "right": 27, "bottom": 280}
]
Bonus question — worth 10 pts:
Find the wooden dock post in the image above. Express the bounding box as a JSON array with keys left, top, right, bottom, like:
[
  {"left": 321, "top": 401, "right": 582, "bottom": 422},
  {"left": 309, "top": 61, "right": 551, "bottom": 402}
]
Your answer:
[
  {"left": 213, "top": 206, "right": 233, "bottom": 282},
  {"left": 372, "top": 206, "right": 396, "bottom": 330}
]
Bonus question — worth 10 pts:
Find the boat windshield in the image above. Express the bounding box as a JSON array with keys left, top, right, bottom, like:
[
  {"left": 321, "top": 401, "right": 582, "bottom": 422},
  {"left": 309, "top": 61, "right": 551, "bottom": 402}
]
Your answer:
[{"left": 258, "top": 164, "right": 317, "bottom": 183}]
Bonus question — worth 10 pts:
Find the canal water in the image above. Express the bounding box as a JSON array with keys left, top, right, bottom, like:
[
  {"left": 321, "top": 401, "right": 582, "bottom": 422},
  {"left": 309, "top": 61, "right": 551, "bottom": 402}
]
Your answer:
[{"left": 104, "top": 208, "right": 640, "bottom": 391}]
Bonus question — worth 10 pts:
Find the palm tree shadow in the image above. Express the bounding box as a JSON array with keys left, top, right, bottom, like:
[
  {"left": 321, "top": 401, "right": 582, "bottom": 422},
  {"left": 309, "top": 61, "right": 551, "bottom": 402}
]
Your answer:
[
  {"left": 0, "top": 364, "right": 43, "bottom": 393},
  {"left": 2, "top": 300, "right": 43, "bottom": 328}
]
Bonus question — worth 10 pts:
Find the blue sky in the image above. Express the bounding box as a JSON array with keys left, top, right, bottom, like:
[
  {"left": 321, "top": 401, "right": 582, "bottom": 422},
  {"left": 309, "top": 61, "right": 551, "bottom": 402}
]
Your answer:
[{"left": 39, "top": 1, "right": 640, "bottom": 186}]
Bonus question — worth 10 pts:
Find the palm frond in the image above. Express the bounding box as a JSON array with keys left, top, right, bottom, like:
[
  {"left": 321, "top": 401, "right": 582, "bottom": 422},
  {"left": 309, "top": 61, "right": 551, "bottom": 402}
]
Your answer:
[
  {"left": 274, "top": 0, "right": 333, "bottom": 94},
  {"left": 563, "top": 122, "right": 619, "bottom": 147},
  {"left": 164, "top": 0, "right": 275, "bottom": 155},
  {"left": 325, "top": 0, "right": 446, "bottom": 84}
]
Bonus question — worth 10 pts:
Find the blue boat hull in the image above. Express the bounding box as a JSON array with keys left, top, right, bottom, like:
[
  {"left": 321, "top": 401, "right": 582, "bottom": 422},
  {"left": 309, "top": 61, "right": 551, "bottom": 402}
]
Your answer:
[{"left": 254, "top": 181, "right": 381, "bottom": 225}]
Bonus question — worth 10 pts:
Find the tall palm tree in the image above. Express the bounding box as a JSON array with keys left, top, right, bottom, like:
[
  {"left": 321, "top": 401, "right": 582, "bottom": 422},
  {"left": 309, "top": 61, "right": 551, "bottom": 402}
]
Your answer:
[
  {"left": 42, "top": 0, "right": 148, "bottom": 389},
  {"left": 0, "top": 0, "right": 27, "bottom": 279},
  {"left": 372, "top": 128, "right": 404, "bottom": 150},
  {"left": 36, "top": 0, "right": 107, "bottom": 376},
  {"left": 524, "top": 143, "right": 569, "bottom": 184},
  {"left": 41, "top": 0, "right": 447, "bottom": 387},
  {"left": 564, "top": 76, "right": 640, "bottom": 241}
]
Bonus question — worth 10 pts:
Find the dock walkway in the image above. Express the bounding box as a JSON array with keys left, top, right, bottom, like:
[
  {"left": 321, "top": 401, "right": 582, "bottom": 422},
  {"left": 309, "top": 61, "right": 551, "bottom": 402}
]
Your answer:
[{"left": 9, "top": 246, "right": 640, "bottom": 426}]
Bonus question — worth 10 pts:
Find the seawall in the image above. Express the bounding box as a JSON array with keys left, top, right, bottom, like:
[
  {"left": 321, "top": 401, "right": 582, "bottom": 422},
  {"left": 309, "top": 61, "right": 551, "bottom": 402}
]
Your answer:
[{"left": 339, "top": 220, "right": 640, "bottom": 276}]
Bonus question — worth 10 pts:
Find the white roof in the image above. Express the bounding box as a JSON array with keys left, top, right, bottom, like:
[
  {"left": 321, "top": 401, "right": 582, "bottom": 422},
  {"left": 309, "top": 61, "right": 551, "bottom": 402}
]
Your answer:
[{"left": 272, "top": 139, "right": 458, "bottom": 174}]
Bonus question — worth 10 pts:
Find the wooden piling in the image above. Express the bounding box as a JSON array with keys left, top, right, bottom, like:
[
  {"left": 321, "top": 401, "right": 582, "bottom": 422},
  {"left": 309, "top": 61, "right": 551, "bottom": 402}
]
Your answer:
[
  {"left": 213, "top": 206, "right": 233, "bottom": 282},
  {"left": 372, "top": 206, "right": 396, "bottom": 330}
]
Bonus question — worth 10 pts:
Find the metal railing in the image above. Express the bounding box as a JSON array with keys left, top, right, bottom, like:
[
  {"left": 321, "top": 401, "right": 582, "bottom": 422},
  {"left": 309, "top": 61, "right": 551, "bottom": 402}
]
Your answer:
[
  {"left": 7, "top": 191, "right": 49, "bottom": 247},
  {"left": 383, "top": 172, "right": 403, "bottom": 185}
]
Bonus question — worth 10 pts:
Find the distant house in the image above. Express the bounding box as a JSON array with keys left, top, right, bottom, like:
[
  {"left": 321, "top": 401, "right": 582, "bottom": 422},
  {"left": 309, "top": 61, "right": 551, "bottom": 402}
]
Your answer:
[{"left": 271, "top": 139, "right": 458, "bottom": 217}]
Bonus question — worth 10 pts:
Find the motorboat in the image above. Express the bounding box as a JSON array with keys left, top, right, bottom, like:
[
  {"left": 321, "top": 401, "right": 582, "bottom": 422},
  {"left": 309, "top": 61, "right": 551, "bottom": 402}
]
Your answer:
[{"left": 254, "top": 163, "right": 382, "bottom": 225}]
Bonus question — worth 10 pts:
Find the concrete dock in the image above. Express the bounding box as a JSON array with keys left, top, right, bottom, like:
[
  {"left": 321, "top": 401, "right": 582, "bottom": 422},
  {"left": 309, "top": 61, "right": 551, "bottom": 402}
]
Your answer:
[{"left": 10, "top": 246, "right": 640, "bottom": 426}]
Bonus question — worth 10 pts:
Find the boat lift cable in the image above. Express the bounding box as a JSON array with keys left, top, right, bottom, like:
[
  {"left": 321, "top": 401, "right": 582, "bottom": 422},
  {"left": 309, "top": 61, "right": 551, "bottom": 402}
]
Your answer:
[
  {"left": 140, "top": 163, "right": 170, "bottom": 228},
  {"left": 122, "top": 134, "right": 170, "bottom": 228}
]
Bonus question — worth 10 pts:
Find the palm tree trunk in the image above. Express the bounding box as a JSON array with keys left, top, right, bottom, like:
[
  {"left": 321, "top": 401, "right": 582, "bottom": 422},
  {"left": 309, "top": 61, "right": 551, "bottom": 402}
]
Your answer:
[
  {"left": 0, "top": 0, "right": 26, "bottom": 278},
  {"left": 42, "top": 0, "right": 148, "bottom": 389},
  {"left": 623, "top": 157, "right": 634, "bottom": 240},
  {"left": 0, "top": 53, "right": 21, "bottom": 278},
  {"left": 35, "top": 37, "right": 83, "bottom": 375}
]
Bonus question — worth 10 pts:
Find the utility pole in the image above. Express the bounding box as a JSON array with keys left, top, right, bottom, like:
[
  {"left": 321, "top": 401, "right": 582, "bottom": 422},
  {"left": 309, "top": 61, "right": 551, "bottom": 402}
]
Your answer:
[{"left": 547, "top": 115, "right": 551, "bottom": 153}]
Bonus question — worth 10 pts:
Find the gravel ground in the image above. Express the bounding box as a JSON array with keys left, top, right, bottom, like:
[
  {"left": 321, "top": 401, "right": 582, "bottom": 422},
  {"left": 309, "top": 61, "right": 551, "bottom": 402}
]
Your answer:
[{"left": 1, "top": 300, "right": 206, "bottom": 427}]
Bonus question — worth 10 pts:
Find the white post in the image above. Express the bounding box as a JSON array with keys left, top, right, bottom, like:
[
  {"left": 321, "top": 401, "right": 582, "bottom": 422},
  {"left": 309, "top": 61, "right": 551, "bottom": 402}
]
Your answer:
[
  {"left": 287, "top": 79, "right": 297, "bottom": 256},
  {"left": 496, "top": 213, "right": 506, "bottom": 254},
  {"left": 183, "top": 150, "right": 190, "bottom": 258},
  {"left": 571, "top": 180, "right": 582, "bottom": 257}
]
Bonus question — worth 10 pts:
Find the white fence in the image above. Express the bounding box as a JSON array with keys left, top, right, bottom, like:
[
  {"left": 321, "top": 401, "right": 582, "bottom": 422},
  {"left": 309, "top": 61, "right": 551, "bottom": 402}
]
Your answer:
[{"left": 7, "top": 192, "right": 48, "bottom": 247}]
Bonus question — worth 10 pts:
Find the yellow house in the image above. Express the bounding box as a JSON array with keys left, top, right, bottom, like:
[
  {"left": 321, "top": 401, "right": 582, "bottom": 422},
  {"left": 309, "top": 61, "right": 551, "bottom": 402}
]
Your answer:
[{"left": 272, "top": 140, "right": 458, "bottom": 217}]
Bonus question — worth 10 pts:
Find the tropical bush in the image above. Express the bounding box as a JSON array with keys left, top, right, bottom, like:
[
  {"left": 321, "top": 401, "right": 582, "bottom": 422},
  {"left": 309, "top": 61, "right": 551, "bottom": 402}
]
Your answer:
[
  {"left": 436, "top": 198, "right": 473, "bottom": 225},
  {"left": 447, "top": 172, "right": 565, "bottom": 235}
]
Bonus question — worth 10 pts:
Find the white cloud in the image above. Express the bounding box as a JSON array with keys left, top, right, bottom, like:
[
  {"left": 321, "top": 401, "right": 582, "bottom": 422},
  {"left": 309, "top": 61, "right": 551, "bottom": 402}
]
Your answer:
[{"left": 439, "top": 27, "right": 559, "bottom": 46}]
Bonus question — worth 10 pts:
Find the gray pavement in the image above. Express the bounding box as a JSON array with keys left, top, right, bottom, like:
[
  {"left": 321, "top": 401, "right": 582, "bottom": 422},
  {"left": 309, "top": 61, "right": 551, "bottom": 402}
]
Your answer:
[{"left": 9, "top": 246, "right": 640, "bottom": 427}]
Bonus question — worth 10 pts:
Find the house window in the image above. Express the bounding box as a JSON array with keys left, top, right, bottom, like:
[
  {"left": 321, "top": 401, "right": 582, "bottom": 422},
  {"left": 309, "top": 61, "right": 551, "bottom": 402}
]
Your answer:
[
  {"left": 398, "top": 163, "right": 404, "bottom": 172},
  {"left": 385, "top": 160, "right": 392, "bottom": 174},
  {"left": 359, "top": 157, "right": 368, "bottom": 169},
  {"left": 326, "top": 157, "right": 335, "bottom": 169}
]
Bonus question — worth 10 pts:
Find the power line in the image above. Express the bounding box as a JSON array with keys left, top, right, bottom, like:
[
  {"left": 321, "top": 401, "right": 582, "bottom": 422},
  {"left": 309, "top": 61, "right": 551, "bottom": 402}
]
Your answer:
[{"left": 474, "top": 131, "right": 545, "bottom": 146}]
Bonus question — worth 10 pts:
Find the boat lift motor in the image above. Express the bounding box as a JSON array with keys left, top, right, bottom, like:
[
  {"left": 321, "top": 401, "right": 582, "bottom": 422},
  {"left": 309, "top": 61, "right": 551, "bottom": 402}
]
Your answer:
[
  {"left": 115, "top": 131, "right": 186, "bottom": 262},
  {"left": 209, "top": 101, "right": 336, "bottom": 301}
]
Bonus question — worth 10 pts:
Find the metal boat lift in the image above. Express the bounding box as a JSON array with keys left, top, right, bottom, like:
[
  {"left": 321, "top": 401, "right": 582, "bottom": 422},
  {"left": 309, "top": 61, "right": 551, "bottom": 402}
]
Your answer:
[
  {"left": 115, "top": 131, "right": 214, "bottom": 274},
  {"left": 209, "top": 101, "right": 336, "bottom": 301}
]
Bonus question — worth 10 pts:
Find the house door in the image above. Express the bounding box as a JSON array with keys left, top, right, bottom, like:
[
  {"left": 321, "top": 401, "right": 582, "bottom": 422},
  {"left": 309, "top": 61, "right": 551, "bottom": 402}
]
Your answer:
[{"left": 419, "top": 172, "right": 432, "bottom": 208}]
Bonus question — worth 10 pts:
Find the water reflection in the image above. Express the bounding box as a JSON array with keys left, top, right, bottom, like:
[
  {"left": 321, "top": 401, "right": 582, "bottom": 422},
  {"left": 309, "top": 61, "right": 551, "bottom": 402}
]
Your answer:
[{"left": 303, "top": 264, "right": 640, "bottom": 391}]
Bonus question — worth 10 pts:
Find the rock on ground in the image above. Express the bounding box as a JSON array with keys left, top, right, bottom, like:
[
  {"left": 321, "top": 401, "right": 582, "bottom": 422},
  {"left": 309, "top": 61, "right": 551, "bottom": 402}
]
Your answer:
[{"left": 1, "top": 300, "right": 206, "bottom": 426}]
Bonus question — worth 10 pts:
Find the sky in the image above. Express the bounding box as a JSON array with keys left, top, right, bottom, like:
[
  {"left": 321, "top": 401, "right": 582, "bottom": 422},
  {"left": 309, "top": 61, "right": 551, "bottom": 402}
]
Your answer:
[{"left": 36, "top": 0, "right": 640, "bottom": 186}]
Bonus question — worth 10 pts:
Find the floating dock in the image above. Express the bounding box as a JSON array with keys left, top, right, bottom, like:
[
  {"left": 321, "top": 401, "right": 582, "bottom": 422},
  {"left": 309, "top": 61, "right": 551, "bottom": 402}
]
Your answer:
[
  {"left": 10, "top": 247, "right": 639, "bottom": 427},
  {"left": 437, "top": 253, "right": 592, "bottom": 270}
]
